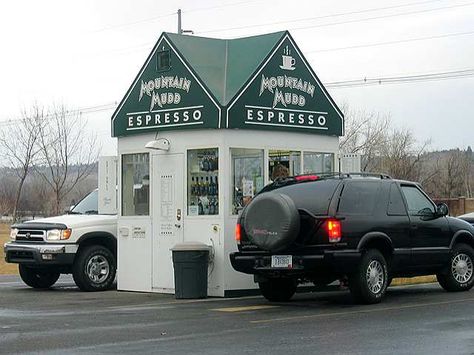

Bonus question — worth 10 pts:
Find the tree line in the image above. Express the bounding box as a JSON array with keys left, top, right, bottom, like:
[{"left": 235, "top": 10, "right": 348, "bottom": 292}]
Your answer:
[
  {"left": 0, "top": 103, "right": 472, "bottom": 221},
  {"left": 340, "top": 105, "right": 473, "bottom": 199}
]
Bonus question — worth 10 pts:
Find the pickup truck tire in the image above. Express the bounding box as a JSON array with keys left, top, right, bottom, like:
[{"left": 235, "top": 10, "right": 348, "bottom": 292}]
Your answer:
[
  {"left": 349, "top": 249, "right": 388, "bottom": 304},
  {"left": 437, "top": 243, "right": 474, "bottom": 292},
  {"left": 19, "top": 265, "right": 60, "bottom": 289},
  {"left": 244, "top": 192, "right": 300, "bottom": 252},
  {"left": 258, "top": 278, "right": 297, "bottom": 302},
  {"left": 73, "top": 245, "right": 116, "bottom": 292}
]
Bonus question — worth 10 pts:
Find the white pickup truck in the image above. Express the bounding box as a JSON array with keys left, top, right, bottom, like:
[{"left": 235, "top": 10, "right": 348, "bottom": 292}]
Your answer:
[{"left": 4, "top": 189, "right": 117, "bottom": 291}]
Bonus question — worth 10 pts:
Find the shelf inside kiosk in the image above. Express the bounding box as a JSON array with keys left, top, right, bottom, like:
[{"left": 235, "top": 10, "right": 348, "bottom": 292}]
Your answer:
[{"left": 187, "top": 148, "right": 219, "bottom": 216}]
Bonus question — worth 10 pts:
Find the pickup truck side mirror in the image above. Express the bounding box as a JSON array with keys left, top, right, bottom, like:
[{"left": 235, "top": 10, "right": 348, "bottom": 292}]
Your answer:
[{"left": 436, "top": 203, "right": 449, "bottom": 217}]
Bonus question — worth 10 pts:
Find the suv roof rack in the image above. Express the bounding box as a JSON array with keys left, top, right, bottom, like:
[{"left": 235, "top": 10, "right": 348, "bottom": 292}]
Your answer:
[
  {"left": 339, "top": 172, "right": 392, "bottom": 179},
  {"left": 259, "top": 172, "right": 392, "bottom": 194}
]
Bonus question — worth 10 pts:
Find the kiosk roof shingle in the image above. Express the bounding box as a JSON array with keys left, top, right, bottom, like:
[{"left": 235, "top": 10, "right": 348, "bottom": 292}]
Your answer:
[{"left": 166, "top": 31, "right": 286, "bottom": 105}]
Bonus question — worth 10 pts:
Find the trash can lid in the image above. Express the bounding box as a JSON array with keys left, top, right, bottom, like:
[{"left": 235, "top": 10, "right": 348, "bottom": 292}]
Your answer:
[{"left": 171, "top": 242, "right": 211, "bottom": 251}]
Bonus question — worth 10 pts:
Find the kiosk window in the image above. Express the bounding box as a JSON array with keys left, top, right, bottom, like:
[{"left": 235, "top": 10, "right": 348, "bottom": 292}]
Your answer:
[
  {"left": 122, "top": 153, "right": 149, "bottom": 216},
  {"left": 231, "top": 148, "right": 264, "bottom": 215},
  {"left": 269, "top": 150, "right": 300, "bottom": 181},
  {"left": 303, "top": 152, "right": 334, "bottom": 174},
  {"left": 187, "top": 148, "right": 219, "bottom": 216},
  {"left": 157, "top": 50, "right": 171, "bottom": 71}
]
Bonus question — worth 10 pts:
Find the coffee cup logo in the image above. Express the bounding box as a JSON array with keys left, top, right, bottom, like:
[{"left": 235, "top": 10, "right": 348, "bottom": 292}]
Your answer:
[{"left": 280, "top": 45, "right": 296, "bottom": 71}]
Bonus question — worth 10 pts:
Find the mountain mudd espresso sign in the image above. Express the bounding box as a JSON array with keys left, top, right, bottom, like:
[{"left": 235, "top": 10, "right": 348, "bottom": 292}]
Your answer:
[
  {"left": 227, "top": 35, "right": 343, "bottom": 136},
  {"left": 112, "top": 37, "right": 220, "bottom": 137}
]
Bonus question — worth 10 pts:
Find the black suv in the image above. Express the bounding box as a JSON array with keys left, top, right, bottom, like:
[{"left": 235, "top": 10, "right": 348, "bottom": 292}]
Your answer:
[{"left": 230, "top": 173, "right": 474, "bottom": 304}]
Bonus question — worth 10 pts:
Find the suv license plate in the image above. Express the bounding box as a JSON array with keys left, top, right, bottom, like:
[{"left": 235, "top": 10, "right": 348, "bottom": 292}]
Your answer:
[{"left": 271, "top": 255, "right": 292, "bottom": 268}]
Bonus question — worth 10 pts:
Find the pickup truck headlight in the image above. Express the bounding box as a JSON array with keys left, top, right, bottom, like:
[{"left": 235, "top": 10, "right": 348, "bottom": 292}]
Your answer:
[
  {"left": 46, "top": 229, "right": 72, "bottom": 241},
  {"left": 10, "top": 228, "right": 18, "bottom": 240}
]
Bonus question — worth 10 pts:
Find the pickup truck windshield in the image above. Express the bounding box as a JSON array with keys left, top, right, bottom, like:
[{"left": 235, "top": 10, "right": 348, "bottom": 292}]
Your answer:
[{"left": 71, "top": 190, "right": 98, "bottom": 215}]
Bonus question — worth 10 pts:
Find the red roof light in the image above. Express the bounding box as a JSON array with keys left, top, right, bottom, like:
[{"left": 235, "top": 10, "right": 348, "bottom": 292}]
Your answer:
[{"left": 295, "top": 175, "right": 319, "bottom": 182}]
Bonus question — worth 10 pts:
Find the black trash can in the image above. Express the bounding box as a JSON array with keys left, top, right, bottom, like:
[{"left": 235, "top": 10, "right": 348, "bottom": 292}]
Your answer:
[{"left": 171, "top": 242, "right": 211, "bottom": 299}]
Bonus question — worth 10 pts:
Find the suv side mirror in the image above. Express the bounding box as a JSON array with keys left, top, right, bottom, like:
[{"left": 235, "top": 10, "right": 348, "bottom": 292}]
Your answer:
[{"left": 436, "top": 203, "right": 449, "bottom": 217}]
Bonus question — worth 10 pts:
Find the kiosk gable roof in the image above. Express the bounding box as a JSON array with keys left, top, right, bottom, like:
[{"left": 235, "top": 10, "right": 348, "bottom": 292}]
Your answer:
[{"left": 166, "top": 31, "right": 285, "bottom": 105}]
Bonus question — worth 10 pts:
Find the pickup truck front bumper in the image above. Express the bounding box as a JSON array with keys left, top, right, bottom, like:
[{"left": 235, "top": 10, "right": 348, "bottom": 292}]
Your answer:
[
  {"left": 230, "top": 249, "right": 361, "bottom": 276},
  {"left": 4, "top": 242, "right": 77, "bottom": 265}
]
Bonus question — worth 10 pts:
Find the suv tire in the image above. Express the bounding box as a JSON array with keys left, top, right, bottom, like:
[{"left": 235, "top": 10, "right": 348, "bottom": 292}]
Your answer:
[
  {"left": 244, "top": 192, "right": 300, "bottom": 252},
  {"left": 73, "top": 245, "right": 116, "bottom": 292},
  {"left": 349, "top": 249, "right": 388, "bottom": 304},
  {"left": 19, "top": 264, "right": 60, "bottom": 289},
  {"left": 437, "top": 243, "right": 474, "bottom": 292},
  {"left": 259, "top": 278, "right": 297, "bottom": 302}
]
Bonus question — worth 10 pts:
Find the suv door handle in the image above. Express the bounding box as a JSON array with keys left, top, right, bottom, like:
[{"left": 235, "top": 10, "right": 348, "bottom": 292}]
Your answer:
[{"left": 410, "top": 224, "right": 418, "bottom": 230}]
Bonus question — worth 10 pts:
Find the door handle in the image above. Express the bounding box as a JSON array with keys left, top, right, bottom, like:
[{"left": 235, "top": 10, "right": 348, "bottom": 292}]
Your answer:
[{"left": 410, "top": 224, "right": 418, "bottom": 230}]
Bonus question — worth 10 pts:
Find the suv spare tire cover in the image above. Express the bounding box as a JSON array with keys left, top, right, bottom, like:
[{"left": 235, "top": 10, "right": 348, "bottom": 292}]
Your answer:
[{"left": 243, "top": 192, "right": 300, "bottom": 252}]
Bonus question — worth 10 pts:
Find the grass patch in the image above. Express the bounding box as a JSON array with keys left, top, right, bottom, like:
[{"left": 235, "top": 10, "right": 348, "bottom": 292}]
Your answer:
[
  {"left": 0, "top": 223, "right": 18, "bottom": 275},
  {"left": 392, "top": 275, "right": 436, "bottom": 286}
]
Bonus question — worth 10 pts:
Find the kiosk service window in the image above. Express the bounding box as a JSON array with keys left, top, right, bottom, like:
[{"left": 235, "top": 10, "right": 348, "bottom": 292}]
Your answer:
[
  {"left": 231, "top": 148, "right": 264, "bottom": 215},
  {"left": 230, "top": 149, "right": 335, "bottom": 215},
  {"left": 122, "top": 153, "right": 150, "bottom": 216},
  {"left": 187, "top": 148, "right": 219, "bottom": 216}
]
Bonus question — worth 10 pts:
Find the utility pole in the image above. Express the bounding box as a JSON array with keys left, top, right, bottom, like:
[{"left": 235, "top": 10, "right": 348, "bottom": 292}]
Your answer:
[
  {"left": 178, "top": 9, "right": 182, "bottom": 34},
  {"left": 177, "top": 9, "right": 194, "bottom": 35}
]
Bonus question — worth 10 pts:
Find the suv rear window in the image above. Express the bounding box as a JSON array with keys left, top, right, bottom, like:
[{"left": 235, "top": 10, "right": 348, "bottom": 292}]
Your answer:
[
  {"left": 338, "top": 181, "right": 381, "bottom": 215},
  {"left": 275, "top": 179, "right": 340, "bottom": 215}
]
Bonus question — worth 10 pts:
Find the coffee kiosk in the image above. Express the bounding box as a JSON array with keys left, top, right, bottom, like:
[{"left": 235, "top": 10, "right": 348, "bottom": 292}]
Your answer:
[{"left": 112, "top": 31, "right": 344, "bottom": 296}]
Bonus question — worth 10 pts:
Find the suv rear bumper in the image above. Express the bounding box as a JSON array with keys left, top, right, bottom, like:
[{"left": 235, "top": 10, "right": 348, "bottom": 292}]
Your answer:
[
  {"left": 4, "top": 242, "right": 77, "bottom": 266},
  {"left": 230, "top": 249, "right": 361, "bottom": 276}
]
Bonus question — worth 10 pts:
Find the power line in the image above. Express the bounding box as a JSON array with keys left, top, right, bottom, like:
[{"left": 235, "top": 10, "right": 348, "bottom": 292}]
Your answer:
[
  {"left": 307, "top": 29, "right": 474, "bottom": 53},
  {"left": 325, "top": 68, "right": 474, "bottom": 88},
  {"left": 91, "top": 0, "right": 264, "bottom": 34},
  {"left": 0, "top": 103, "right": 118, "bottom": 127},
  {"left": 197, "top": 1, "right": 474, "bottom": 34}
]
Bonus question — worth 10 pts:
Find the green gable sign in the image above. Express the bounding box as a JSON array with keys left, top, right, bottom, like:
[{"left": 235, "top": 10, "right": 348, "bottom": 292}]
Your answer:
[
  {"left": 226, "top": 33, "right": 343, "bottom": 136},
  {"left": 112, "top": 34, "right": 221, "bottom": 137},
  {"left": 112, "top": 32, "right": 343, "bottom": 137}
]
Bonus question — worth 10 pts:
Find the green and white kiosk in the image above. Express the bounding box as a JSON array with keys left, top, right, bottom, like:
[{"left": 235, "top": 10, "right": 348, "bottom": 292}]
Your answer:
[{"left": 112, "top": 31, "right": 344, "bottom": 296}]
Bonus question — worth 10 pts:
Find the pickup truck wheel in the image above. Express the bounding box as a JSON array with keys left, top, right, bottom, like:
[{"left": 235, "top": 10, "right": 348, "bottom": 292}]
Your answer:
[
  {"left": 349, "top": 249, "right": 388, "bottom": 304},
  {"left": 19, "top": 265, "right": 60, "bottom": 289},
  {"left": 259, "top": 278, "right": 297, "bottom": 302},
  {"left": 437, "top": 243, "right": 474, "bottom": 292},
  {"left": 73, "top": 245, "right": 116, "bottom": 292}
]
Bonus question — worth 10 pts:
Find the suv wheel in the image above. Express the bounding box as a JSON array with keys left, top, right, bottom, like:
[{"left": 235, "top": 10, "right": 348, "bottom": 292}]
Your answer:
[
  {"left": 73, "top": 245, "right": 116, "bottom": 292},
  {"left": 19, "top": 265, "right": 60, "bottom": 289},
  {"left": 437, "top": 243, "right": 474, "bottom": 292},
  {"left": 259, "top": 278, "right": 297, "bottom": 302},
  {"left": 349, "top": 249, "right": 388, "bottom": 304}
]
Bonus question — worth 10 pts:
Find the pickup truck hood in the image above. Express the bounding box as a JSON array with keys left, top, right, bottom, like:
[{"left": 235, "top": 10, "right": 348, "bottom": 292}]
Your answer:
[{"left": 23, "top": 214, "right": 117, "bottom": 229}]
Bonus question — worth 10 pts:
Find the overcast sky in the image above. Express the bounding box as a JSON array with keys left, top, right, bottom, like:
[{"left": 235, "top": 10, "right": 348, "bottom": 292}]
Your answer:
[{"left": 0, "top": 0, "right": 473, "bottom": 156}]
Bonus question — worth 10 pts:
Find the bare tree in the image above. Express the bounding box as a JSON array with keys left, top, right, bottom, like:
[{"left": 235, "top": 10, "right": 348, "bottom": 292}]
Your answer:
[
  {"left": 0, "top": 105, "right": 43, "bottom": 221},
  {"left": 339, "top": 106, "right": 391, "bottom": 171},
  {"left": 35, "top": 105, "right": 99, "bottom": 214},
  {"left": 379, "top": 128, "right": 430, "bottom": 181}
]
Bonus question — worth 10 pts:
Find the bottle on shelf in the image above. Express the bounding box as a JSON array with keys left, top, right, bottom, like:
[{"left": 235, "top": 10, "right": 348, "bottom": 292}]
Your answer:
[
  {"left": 198, "top": 198, "right": 204, "bottom": 215},
  {"left": 205, "top": 176, "right": 209, "bottom": 196},
  {"left": 215, "top": 175, "right": 219, "bottom": 195},
  {"left": 191, "top": 177, "right": 195, "bottom": 195},
  {"left": 200, "top": 176, "right": 205, "bottom": 196}
]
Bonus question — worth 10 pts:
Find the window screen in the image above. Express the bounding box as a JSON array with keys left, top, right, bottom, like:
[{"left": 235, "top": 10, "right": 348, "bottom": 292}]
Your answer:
[
  {"left": 157, "top": 50, "right": 171, "bottom": 71},
  {"left": 338, "top": 181, "right": 380, "bottom": 215}
]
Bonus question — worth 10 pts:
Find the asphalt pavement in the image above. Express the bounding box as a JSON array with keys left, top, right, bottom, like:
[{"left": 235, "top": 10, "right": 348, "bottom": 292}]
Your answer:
[{"left": 0, "top": 275, "right": 474, "bottom": 354}]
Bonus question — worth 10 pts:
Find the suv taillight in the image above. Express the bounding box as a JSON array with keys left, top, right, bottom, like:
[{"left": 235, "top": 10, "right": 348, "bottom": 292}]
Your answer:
[
  {"left": 235, "top": 223, "right": 242, "bottom": 245},
  {"left": 326, "top": 219, "right": 341, "bottom": 243}
]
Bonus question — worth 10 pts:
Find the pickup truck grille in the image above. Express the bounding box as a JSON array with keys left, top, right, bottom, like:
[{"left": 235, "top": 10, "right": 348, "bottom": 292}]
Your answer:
[{"left": 16, "top": 230, "right": 45, "bottom": 242}]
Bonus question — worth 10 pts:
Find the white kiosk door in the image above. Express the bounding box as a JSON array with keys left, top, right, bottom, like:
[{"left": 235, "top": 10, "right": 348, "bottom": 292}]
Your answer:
[{"left": 152, "top": 154, "right": 184, "bottom": 293}]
